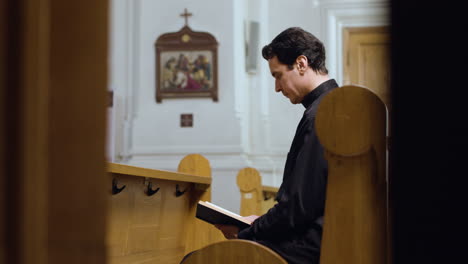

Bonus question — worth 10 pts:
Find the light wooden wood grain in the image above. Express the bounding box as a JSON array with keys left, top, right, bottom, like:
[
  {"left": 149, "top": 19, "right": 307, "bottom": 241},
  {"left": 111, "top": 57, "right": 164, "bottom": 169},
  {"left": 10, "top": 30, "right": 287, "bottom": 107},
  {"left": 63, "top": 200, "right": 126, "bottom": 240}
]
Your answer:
[
  {"left": 108, "top": 162, "right": 211, "bottom": 186},
  {"left": 343, "top": 28, "right": 393, "bottom": 264},
  {"left": 262, "top": 185, "right": 279, "bottom": 194},
  {"left": 183, "top": 239, "right": 287, "bottom": 264},
  {"left": 107, "top": 154, "right": 223, "bottom": 264},
  {"left": 107, "top": 173, "right": 192, "bottom": 264},
  {"left": 1, "top": 1, "right": 51, "bottom": 263},
  {"left": 47, "top": 2, "right": 109, "bottom": 263},
  {"left": 237, "top": 168, "right": 263, "bottom": 216},
  {"left": 237, "top": 168, "right": 279, "bottom": 216},
  {"left": 261, "top": 185, "right": 279, "bottom": 215},
  {"left": 179, "top": 154, "right": 225, "bottom": 255},
  {"left": 3, "top": 1, "right": 109, "bottom": 264},
  {"left": 344, "top": 26, "right": 391, "bottom": 113},
  {"left": 316, "top": 85, "right": 388, "bottom": 264}
]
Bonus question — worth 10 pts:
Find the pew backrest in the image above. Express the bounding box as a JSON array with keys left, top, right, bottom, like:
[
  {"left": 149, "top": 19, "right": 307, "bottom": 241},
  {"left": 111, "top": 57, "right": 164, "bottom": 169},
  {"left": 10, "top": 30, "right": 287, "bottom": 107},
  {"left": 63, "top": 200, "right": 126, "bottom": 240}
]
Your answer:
[
  {"left": 237, "top": 167, "right": 279, "bottom": 216},
  {"left": 316, "top": 85, "right": 388, "bottom": 264},
  {"left": 183, "top": 239, "right": 287, "bottom": 264}
]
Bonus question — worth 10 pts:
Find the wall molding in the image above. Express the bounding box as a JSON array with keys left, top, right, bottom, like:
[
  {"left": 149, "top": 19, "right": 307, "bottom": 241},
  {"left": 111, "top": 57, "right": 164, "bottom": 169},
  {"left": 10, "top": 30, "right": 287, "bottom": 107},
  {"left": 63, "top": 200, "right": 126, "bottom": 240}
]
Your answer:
[
  {"left": 127, "top": 150, "right": 285, "bottom": 185},
  {"left": 110, "top": 0, "right": 141, "bottom": 162},
  {"left": 132, "top": 144, "right": 245, "bottom": 155}
]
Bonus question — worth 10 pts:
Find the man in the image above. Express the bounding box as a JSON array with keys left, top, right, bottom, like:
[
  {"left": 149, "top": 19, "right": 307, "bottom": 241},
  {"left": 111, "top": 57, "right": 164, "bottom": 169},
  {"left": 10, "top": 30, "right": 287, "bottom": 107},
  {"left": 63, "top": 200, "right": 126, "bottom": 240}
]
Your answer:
[{"left": 216, "top": 27, "right": 339, "bottom": 264}]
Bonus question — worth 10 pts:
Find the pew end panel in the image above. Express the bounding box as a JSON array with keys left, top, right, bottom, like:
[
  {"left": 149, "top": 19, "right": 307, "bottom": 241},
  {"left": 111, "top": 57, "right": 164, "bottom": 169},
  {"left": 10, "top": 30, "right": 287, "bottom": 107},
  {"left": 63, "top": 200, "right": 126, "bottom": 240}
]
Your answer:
[
  {"left": 178, "top": 154, "right": 225, "bottom": 254},
  {"left": 237, "top": 167, "right": 279, "bottom": 216},
  {"left": 316, "top": 85, "right": 388, "bottom": 264},
  {"left": 236, "top": 167, "right": 263, "bottom": 216}
]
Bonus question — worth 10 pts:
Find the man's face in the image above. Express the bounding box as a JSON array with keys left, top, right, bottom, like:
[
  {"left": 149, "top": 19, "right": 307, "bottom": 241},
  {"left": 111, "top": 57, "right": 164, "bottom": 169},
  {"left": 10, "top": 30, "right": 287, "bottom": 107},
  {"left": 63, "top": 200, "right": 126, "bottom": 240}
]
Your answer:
[{"left": 268, "top": 56, "right": 304, "bottom": 104}]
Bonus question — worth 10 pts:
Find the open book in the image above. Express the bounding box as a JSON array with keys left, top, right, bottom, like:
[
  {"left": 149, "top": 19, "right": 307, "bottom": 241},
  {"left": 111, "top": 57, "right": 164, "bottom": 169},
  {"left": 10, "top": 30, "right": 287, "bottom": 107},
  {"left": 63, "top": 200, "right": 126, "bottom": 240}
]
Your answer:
[{"left": 196, "top": 201, "right": 252, "bottom": 229}]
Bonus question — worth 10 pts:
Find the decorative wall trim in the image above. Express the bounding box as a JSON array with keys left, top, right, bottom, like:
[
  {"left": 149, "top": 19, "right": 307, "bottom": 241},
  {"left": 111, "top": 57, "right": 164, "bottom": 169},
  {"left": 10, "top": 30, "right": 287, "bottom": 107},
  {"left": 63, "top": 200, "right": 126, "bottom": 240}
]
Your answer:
[
  {"left": 127, "top": 152, "right": 283, "bottom": 186},
  {"left": 129, "top": 152, "right": 250, "bottom": 170},
  {"left": 321, "top": 0, "right": 390, "bottom": 85},
  {"left": 132, "top": 144, "right": 245, "bottom": 155},
  {"left": 110, "top": 0, "right": 141, "bottom": 162}
]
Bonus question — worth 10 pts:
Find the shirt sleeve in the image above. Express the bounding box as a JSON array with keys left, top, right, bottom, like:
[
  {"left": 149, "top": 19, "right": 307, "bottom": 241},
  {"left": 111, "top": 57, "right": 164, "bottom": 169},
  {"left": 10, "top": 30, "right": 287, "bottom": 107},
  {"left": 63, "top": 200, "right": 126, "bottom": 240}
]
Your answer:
[{"left": 238, "top": 118, "right": 327, "bottom": 240}]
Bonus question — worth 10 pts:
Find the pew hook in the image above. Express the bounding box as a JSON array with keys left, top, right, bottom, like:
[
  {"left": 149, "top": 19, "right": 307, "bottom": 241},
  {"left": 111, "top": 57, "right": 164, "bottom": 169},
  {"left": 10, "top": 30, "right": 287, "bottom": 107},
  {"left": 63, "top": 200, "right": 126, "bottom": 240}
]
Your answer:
[
  {"left": 175, "top": 184, "right": 187, "bottom": 197},
  {"left": 264, "top": 193, "right": 273, "bottom": 201},
  {"left": 146, "top": 182, "right": 160, "bottom": 196},
  {"left": 112, "top": 178, "right": 126, "bottom": 195}
]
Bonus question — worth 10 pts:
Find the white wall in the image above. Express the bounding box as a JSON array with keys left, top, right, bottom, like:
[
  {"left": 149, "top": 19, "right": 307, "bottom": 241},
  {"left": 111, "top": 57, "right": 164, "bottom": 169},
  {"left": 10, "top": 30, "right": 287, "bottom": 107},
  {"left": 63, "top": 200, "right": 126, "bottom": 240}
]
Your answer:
[{"left": 108, "top": 0, "right": 390, "bottom": 213}]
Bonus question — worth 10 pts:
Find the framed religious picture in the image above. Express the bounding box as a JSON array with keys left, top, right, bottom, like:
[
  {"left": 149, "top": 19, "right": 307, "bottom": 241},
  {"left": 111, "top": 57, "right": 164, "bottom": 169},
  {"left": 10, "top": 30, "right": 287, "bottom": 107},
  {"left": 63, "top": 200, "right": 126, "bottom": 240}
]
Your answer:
[{"left": 155, "top": 24, "right": 218, "bottom": 103}]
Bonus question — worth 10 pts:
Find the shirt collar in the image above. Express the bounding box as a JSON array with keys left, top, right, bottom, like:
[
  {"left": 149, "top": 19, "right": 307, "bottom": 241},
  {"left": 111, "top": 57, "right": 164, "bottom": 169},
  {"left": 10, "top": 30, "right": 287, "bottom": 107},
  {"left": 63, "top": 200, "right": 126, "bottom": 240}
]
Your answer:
[{"left": 301, "top": 79, "right": 339, "bottom": 108}]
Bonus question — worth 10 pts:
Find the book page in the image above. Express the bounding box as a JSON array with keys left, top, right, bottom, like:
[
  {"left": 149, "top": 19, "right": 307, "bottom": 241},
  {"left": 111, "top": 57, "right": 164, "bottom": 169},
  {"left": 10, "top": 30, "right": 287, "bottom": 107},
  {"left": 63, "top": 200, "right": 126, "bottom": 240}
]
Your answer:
[{"left": 200, "top": 201, "right": 252, "bottom": 224}]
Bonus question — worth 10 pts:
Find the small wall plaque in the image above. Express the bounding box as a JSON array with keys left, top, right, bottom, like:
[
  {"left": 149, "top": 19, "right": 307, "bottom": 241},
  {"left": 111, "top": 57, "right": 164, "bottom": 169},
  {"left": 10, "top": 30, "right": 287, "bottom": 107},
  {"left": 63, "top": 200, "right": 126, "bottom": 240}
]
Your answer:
[{"left": 180, "top": 114, "right": 193, "bottom": 127}]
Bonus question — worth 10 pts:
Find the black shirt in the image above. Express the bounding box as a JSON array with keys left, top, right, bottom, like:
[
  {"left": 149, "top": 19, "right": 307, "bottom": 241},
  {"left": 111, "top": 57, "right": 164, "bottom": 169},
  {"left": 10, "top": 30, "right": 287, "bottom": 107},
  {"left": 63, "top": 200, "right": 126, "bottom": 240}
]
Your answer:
[{"left": 238, "top": 79, "right": 339, "bottom": 264}]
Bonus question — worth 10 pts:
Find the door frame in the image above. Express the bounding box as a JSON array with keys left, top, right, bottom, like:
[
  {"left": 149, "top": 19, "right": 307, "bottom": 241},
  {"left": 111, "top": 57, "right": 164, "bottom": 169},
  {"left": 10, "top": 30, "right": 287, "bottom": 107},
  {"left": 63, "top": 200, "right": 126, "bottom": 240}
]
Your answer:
[{"left": 320, "top": 1, "right": 390, "bottom": 85}]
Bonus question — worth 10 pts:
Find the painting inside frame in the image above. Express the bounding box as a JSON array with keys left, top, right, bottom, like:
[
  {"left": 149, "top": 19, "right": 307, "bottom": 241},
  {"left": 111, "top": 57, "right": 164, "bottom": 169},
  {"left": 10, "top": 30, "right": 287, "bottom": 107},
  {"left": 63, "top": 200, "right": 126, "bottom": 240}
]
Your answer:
[
  {"left": 155, "top": 22, "right": 218, "bottom": 103},
  {"left": 160, "top": 50, "right": 213, "bottom": 92}
]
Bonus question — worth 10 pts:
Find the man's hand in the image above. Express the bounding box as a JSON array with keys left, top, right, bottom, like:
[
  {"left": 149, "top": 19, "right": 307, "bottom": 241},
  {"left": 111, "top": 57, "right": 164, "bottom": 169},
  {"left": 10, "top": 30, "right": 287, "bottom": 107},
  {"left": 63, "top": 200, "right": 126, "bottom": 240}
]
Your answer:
[
  {"left": 214, "top": 215, "right": 261, "bottom": 239},
  {"left": 214, "top": 224, "right": 239, "bottom": 239}
]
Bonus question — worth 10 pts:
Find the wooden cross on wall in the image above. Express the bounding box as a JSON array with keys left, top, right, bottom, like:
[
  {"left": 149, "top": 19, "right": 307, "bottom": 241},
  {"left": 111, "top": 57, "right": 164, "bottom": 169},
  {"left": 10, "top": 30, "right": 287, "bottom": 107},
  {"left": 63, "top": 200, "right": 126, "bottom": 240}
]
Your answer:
[{"left": 180, "top": 8, "right": 192, "bottom": 26}]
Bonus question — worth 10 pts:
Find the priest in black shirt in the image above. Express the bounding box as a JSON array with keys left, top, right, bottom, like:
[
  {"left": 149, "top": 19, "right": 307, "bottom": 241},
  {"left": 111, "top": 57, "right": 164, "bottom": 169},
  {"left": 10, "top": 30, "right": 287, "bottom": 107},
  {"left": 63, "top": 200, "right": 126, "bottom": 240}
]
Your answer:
[{"left": 216, "top": 27, "right": 339, "bottom": 264}]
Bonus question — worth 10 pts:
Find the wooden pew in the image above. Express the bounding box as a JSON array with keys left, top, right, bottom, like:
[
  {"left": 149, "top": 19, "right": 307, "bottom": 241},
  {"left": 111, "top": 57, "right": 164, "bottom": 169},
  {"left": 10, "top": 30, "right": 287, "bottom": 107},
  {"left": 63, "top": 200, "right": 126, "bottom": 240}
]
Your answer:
[
  {"left": 106, "top": 154, "right": 224, "bottom": 264},
  {"left": 182, "top": 240, "right": 287, "bottom": 264},
  {"left": 178, "top": 154, "right": 225, "bottom": 254},
  {"left": 316, "top": 85, "right": 388, "bottom": 264},
  {"left": 183, "top": 85, "right": 389, "bottom": 263},
  {"left": 236, "top": 167, "right": 279, "bottom": 216}
]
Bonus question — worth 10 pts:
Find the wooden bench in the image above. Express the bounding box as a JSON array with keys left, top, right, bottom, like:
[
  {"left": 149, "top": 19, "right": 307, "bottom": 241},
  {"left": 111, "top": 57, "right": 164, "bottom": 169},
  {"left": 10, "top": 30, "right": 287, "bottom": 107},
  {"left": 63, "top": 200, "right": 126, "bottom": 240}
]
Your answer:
[
  {"left": 183, "top": 239, "right": 287, "bottom": 264},
  {"left": 236, "top": 167, "right": 279, "bottom": 216},
  {"left": 183, "top": 85, "right": 389, "bottom": 263},
  {"left": 106, "top": 154, "right": 224, "bottom": 264}
]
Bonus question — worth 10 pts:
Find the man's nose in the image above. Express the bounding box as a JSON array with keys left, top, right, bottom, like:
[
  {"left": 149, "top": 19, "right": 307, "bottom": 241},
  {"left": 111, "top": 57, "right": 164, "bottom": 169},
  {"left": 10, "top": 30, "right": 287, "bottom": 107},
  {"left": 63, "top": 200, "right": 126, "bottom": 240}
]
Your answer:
[{"left": 275, "top": 82, "right": 281, "bottom": 92}]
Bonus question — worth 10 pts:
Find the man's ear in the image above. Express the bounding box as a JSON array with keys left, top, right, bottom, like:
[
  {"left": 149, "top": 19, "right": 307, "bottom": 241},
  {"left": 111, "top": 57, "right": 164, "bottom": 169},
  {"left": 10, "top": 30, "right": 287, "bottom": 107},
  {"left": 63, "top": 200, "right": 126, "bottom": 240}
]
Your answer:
[{"left": 296, "top": 55, "right": 308, "bottom": 74}]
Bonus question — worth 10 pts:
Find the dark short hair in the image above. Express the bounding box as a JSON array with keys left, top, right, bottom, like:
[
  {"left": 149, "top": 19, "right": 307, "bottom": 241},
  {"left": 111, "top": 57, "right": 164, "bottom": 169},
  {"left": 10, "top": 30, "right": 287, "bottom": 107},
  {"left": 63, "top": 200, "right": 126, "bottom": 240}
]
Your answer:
[{"left": 262, "top": 27, "right": 328, "bottom": 74}]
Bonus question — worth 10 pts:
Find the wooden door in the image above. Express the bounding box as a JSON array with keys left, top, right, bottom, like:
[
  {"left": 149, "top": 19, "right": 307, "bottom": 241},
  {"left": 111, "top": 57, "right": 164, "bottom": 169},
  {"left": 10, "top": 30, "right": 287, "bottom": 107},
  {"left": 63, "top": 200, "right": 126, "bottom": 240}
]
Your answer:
[{"left": 344, "top": 27, "right": 391, "bottom": 112}]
